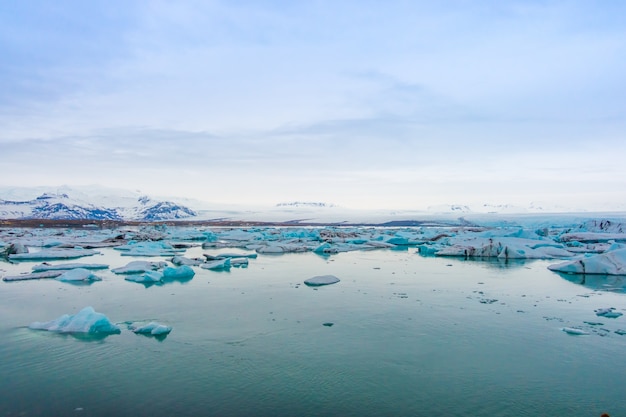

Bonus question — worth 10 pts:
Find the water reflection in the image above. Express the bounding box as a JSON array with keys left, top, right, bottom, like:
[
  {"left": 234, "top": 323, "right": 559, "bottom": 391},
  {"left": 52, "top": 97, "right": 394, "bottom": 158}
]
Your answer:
[{"left": 556, "top": 272, "right": 626, "bottom": 293}]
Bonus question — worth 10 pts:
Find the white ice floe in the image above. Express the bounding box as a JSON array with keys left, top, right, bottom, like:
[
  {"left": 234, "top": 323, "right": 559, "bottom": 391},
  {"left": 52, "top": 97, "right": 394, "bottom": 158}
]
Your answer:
[
  {"left": 548, "top": 247, "right": 626, "bottom": 275},
  {"left": 9, "top": 248, "right": 100, "bottom": 261},
  {"left": 111, "top": 261, "right": 168, "bottom": 274},
  {"left": 32, "top": 262, "right": 109, "bottom": 272},
  {"left": 3, "top": 270, "right": 64, "bottom": 281},
  {"left": 304, "top": 275, "right": 340, "bottom": 286},
  {"left": 171, "top": 256, "right": 204, "bottom": 266},
  {"left": 200, "top": 258, "right": 231, "bottom": 270},
  {"left": 561, "top": 327, "right": 590, "bottom": 335},
  {"left": 115, "top": 241, "right": 184, "bottom": 257},
  {"left": 125, "top": 271, "right": 163, "bottom": 283},
  {"left": 29, "top": 306, "right": 121, "bottom": 334},
  {"left": 55, "top": 268, "right": 102, "bottom": 282},
  {"left": 129, "top": 322, "right": 172, "bottom": 335}
]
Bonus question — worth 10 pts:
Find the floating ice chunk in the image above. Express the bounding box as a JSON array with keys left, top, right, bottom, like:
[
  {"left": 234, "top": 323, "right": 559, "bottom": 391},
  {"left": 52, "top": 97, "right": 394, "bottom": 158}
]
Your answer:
[
  {"left": 200, "top": 258, "right": 231, "bottom": 270},
  {"left": 561, "top": 327, "right": 589, "bottom": 335},
  {"left": 32, "top": 262, "right": 109, "bottom": 272},
  {"left": 211, "top": 252, "right": 258, "bottom": 259},
  {"left": 3, "top": 271, "right": 65, "bottom": 281},
  {"left": 162, "top": 265, "right": 195, "bottom": 280},
  {"left": 115, "top": 241, "right": 183, "bottom": 257},
  {"left": 313, "top": 242, "right": 335, "bottom": 254},
  {"left": 1, "top": 242, "right": 28, "bottom": 256},
  {"left": 129, "top": 322, "right": 172, "bottom": 335},
  {"left": 548, "top": 248, "right": 626, "bottom": 275},
  {"left": 171, "top": 256, "right": 204, "bottom": 266},
  {"left": 125, "top": 271, "right": 163, "bottom": 283},
  {"left": 111, "top": 261, "right": 167, "bottom": 274},
  {"left": 56, "top": 268, "right": 102, "bottom": 282},
  {"left": 595, "top": 307, "right": 623, "bottom": 318},
  {"left": 29, "top": 306, "right": 121, "bottom": 334},
  {"left": 304, "top": 275, "right": 340, "bottom": 286},
  {"left": 9, "top": 248, "right": 99, "bottom": 261},
  {"left": 256, "top": 245, "right": 285, "bottom": 254},
  {"left": 230, "top": 258, "right": 249, "bottom": 267}
]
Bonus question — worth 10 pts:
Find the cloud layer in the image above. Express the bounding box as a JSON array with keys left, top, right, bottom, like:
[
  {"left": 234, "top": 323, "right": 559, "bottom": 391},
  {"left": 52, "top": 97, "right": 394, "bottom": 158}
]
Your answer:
[{"left": 1, "top": 1, "right": 625, "bottom": 210}]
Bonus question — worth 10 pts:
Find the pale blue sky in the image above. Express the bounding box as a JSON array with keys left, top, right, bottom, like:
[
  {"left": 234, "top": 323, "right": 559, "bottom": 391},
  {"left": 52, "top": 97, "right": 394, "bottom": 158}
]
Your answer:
[{"left": 1, "top": 1, "right": 625, "bottom": 210}]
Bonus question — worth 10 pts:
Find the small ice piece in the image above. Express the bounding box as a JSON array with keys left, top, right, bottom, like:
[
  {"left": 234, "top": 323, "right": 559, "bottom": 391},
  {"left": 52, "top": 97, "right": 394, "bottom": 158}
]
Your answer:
[
  {"left": 56, "top": 268, "right": 102, "bottom": 282},
  {"left": 595, "top": 307, "right": 624, "bottom": 318},
  {"left": 561, "top": 327, "right": 589, "bottom": 335},
  {"left": 130, "top": 322, "right": 172, "bottom": 335},
  {"left": 162, "top": 265, "right": 195, "bottom": 280},
  {"left": 304, "top": 275, "right": 340, "bottom": 286},
  {"left": 29, "top": 306, "right": 121, "bottom": 334},
  {"left": 125, "top": 271, "right": 163, "bottom": 283}
]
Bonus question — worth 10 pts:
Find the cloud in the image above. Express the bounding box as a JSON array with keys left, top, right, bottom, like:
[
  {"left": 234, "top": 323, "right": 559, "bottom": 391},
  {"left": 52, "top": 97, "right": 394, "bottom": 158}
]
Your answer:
[{"left": 1, "top": 1, "right": 625, "bottom": 209}]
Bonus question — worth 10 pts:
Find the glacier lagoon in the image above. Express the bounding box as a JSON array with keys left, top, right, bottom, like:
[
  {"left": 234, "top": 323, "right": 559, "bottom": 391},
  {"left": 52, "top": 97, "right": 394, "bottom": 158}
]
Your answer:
[{"left": 1, "top": 226, "right": 626, "bottom": 416}]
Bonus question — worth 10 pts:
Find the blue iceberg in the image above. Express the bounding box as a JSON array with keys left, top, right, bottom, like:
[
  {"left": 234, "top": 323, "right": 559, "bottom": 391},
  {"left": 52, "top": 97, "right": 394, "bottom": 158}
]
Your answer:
[{"left": 29, "top": 306, "right": 121, "bottom": 334}]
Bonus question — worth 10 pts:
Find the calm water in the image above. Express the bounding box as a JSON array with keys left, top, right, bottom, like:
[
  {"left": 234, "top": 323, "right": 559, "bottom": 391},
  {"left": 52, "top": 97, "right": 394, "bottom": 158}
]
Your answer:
[{"left": 1, "top": 245, "right": 625, "bottom": 417}]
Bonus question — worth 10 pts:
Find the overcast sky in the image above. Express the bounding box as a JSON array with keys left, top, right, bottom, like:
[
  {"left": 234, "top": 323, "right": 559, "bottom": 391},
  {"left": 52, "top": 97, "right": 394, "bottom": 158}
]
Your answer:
[{"left": 1, "top": 1, "right": 625, "bottom": 210}]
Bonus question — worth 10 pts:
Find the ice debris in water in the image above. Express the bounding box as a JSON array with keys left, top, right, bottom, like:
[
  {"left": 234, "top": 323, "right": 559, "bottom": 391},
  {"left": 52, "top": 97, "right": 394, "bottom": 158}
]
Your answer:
[
  {"left": 129, "top": 322, "right": 172, "bottom": 335},
  {"left": 595, "top": 307, "right": 623, "bottom": 318},
  {"left": 55, "top": 268, "right": 102, "bottom": 282},
  {"left": 29, "top": 306, "right": 121, "bottom": 334},
  {"left": 561, "top": 327, "right": 590, "bottom": 336},
  {"left": 304, "top": 275, "right": 340, "bottom": 286}
]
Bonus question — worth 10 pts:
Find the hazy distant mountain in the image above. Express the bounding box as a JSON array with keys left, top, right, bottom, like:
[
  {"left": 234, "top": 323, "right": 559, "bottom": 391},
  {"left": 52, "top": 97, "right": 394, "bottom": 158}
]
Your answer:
[
  {"left": 0, "top": 188, "right": 197, "bottom": 221},
  {"left": 275, "top": 202, "right": 336, "bottom": 208}
]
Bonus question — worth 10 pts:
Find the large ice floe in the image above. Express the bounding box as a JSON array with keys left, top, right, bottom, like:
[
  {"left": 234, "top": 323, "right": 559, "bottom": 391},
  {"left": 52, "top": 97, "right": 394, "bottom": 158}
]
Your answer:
[
  {"left": 29, "top": 306, "right": 121, "bottom": 334},
  {"left": 548, "top": 246, "right": 626, "bottom": 275}
]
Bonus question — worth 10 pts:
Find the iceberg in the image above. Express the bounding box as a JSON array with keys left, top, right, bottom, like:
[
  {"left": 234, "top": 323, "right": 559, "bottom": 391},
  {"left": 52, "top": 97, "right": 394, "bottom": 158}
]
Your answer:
[
  {"left": 162, "top": 265, "right": 195, "bottom": 280},
  {"left": 200, "top": 258, "right": 231, "bottom": 270},
  {"left": 32, "top": 262, "right": 109, "bottom": 272},
  {"left": 548, "top": 248, "right": 626, "bottom": 275},
  {"left": 111, "top": 261, "right": 167, "bottom": 274},
  {"left": 114, "top": 241, "right": 184, "bottom": 257},
  {"left": 9, "top": 248, "right": 99, "bottom": 261},
  {"left": 55, "top": 268, "right": 102, "bottom": 282},
  {"left": 171, "top": 255, "right": 204, "bottom": 266},
  {"left": 129, "top": 321, "right": 172, "bottom": 336},
  {"left": 304, "top": 275, "right": 340, "bottom": 286},
  {"left": 29, "top": 306, "right": 121, "bottom": 334},
  {"left": 3, "top": 270, "right": 65, "bottom": 281},
  {"left": 125, "top": 271, "right": 163, "bottom": 283}
]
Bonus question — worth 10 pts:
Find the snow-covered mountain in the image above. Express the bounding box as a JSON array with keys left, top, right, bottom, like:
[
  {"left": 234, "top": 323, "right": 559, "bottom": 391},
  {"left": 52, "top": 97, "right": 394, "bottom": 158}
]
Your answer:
[
  {"left": 0, "top": 189, "right": 197, "bottom": 221},
  {"left": 275, "top": 201, "right": 336, "bottom": 208}
]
